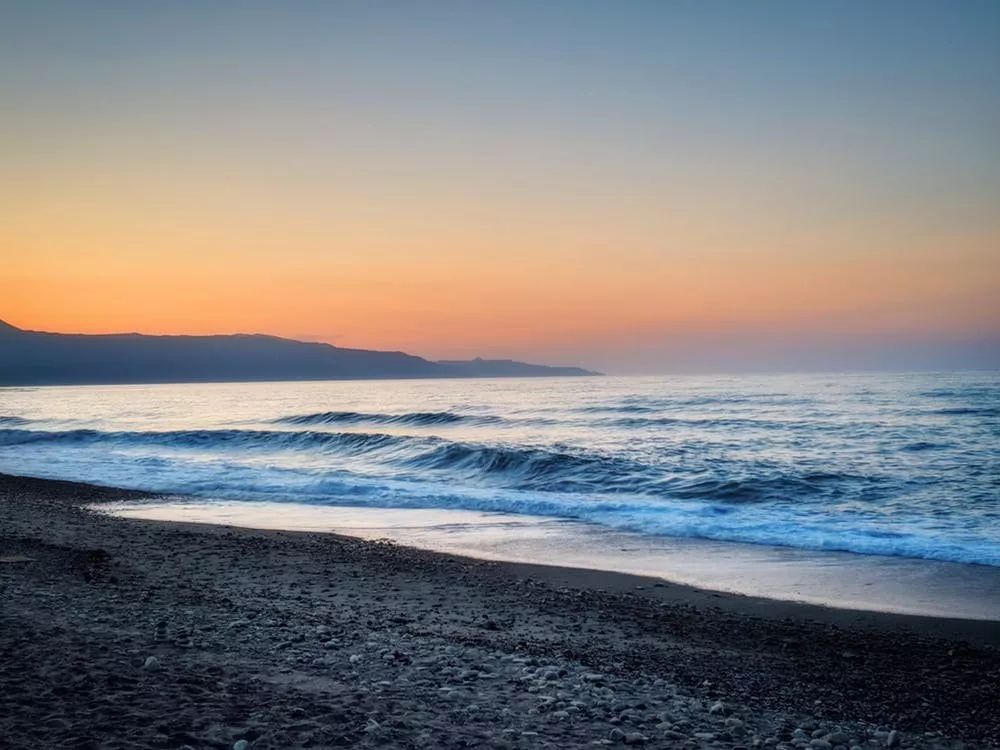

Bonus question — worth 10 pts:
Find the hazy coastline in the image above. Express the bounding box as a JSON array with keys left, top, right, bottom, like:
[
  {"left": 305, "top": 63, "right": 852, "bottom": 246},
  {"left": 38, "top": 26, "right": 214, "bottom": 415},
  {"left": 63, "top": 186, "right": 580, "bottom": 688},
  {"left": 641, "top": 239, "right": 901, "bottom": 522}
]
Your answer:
[{"left": 0, "top": 319, "right": 597, "bottom": 387}]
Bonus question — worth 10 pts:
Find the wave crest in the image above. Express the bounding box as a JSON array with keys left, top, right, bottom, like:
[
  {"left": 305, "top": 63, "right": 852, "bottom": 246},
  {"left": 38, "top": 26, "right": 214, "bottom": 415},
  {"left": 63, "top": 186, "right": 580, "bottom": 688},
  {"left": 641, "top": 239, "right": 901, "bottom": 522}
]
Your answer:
[
  {"left": 0, "top": 427, "right": 412, "bottom": 455},
  {"left": 0, "top": 427, "right": 866, "bottom": 509},
  {"left": 273, "top": 410, "right": 494, "bottom": 426}
]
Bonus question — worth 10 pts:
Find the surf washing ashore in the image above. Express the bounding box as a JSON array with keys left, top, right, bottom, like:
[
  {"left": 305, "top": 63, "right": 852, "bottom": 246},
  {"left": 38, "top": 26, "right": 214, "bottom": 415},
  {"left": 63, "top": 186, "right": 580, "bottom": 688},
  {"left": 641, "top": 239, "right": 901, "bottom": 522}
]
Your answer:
[
  {"left": 2, "top": 374, "right": 1000, "bottom": 747},
  {"left": 98, "top": 500, "right": 1000, "bottom": 621},
  {"left": 2, "top": 472, "right": 999, "bottom": 750},
  {"left": 2, "top": 373, "right": 1000, "bottom": 746},
  {"left": 1, "top": 373, "right": 997, "bottom": 573}
]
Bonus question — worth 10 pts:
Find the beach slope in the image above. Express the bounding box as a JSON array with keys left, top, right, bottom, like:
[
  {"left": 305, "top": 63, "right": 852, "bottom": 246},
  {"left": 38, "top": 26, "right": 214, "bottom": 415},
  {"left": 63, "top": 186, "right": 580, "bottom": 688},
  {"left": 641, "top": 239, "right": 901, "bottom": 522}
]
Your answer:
[{"left": 1, "top": 473, "right": 997, "bottom": 749}]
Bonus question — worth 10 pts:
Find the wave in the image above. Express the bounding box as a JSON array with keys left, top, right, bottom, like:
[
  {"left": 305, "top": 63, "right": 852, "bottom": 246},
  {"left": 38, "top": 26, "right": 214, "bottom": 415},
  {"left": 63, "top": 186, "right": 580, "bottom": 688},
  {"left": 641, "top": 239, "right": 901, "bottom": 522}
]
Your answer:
[
  {"left": 579, "top": 403, "right": 662, "bottom": 414},
  {"left": 663, "top": 472, "right": 856, "bottom": 504},
  {"left": 606, "top": 415, "right": 810, "bottom": 430},
  {"left": 928, "top": 407, "right": 1000, "bottom": 417},
  {"left": 396, "top": 441, "right": 659, "bottom": 494},
  {"left": 12, "top": 453, "right": 995, "bottom": 567},
  {"left": 3, "top": 371, "right": 997, "bottom": 571},
  {"left": 901, "top": 441, "right": 946, "bottom": 452},
  {"left": 0, "top": 427, "right": 414, "bottom": 455},
  {"left": 0, "top": 426, "right": 866, "bottom": 504},
  {"left": 0, "top": 427, "right": 657, "bottom": 494},
  {"left": 919, "top": 385, "right": 1000, "bottom": 399},
  {"left": 273, "top": 410, "right": 497, "bottom": 427},
  {"left": 578, "top": 393, "right": 813, "bottom": 414}
]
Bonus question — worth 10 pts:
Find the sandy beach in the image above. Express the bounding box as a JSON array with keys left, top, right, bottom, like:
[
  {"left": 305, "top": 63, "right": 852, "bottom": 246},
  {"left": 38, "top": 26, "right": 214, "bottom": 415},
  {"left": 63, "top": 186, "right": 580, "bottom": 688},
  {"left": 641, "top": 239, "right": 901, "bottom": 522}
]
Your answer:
[{"left": 2, "top": 472, "right": 998, "bottom": 749}]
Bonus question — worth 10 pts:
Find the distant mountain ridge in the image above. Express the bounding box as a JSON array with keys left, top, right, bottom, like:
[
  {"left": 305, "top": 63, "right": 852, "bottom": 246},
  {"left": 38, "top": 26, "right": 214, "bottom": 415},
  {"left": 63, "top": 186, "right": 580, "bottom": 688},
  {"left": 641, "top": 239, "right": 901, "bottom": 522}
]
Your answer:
[{"left": 0, "top": 320, "right": 598, "bottom": 385}]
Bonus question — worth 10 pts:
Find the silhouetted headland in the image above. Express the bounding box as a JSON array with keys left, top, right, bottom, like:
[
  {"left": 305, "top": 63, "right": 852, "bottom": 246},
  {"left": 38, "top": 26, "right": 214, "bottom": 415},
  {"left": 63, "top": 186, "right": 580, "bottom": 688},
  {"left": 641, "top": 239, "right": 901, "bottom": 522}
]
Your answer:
[{"left": 0, "top": 319, "right": 598, "bottom": 386}]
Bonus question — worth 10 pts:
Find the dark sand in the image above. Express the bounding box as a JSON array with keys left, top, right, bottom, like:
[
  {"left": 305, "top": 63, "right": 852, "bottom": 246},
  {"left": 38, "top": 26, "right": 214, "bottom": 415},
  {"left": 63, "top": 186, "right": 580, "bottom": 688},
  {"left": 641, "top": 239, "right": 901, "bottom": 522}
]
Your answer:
[{"left": 1, "top": 473, "right": 998, "bottom": 749}]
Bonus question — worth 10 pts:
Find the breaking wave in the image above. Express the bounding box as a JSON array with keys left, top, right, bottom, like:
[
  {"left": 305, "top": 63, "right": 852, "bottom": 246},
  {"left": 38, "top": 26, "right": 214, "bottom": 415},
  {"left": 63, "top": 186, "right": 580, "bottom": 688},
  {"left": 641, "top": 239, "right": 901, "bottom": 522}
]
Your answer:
[
  {"left": 1, "top": 372, "right": 998, "bottom": 567},
  {"left": 0, "top": 426, "right": 861, "bottom": 501},
  {"left": 273, "top": 410, "right": 497, "bottom": 427}
]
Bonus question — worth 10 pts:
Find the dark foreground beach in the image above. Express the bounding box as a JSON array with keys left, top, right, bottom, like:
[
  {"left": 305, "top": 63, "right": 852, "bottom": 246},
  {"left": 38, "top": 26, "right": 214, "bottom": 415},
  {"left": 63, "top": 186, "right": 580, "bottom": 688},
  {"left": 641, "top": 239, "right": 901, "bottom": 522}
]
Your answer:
[{"left": 1, "top": 474, "right": 998, "bottom": 750}]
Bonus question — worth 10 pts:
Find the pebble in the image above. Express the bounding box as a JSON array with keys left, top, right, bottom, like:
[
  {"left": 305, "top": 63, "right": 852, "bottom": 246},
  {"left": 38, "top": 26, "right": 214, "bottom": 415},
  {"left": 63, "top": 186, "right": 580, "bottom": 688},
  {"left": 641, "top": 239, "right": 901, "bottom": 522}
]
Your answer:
[{"left": 5, "top": 477, "right": 990, "bottom": 750}]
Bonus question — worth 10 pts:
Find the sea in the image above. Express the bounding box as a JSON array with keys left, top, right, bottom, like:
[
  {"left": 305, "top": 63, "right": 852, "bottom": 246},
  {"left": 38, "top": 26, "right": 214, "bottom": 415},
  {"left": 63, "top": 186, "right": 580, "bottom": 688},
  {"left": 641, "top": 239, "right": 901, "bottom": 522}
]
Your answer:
[{"left": 2, "top": 373, "right": 999, "bottom": 616}]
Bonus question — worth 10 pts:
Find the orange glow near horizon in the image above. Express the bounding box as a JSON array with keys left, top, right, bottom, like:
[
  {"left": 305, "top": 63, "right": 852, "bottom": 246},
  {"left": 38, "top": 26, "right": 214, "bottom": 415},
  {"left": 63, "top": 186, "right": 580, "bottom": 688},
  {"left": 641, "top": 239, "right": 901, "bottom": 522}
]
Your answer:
[
  {"left": 3, "top": 3, "right": 999, "bottom": 370},
  {"left": 4, "top": 148, "right": 999, "bottom": 363},
  {"left": 6, "top": 221, "right": 999, "bottom": 362}
]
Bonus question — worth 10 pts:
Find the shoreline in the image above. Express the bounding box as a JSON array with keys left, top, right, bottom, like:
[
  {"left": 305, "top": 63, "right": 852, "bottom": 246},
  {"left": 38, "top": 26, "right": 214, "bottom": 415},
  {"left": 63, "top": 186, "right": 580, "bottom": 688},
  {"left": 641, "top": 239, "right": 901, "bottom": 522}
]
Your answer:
[
  {"left": 3, "top": 472, "right": 999, "bottom": 748},
  {"left": 97, "top": 497, "right": 1000, "bottom": 626},
  {"left": 152, "top": 520, "right": 1000, "bottom": 645},
  {"left": 101, "top": 508, "right": 1000, "bottom": 645}
]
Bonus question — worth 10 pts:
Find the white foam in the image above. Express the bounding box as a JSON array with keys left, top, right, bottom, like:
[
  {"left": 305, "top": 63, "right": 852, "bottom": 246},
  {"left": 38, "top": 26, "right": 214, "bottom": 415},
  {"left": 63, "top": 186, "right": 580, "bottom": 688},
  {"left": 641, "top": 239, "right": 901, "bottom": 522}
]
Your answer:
[{"left": 97, "top": 499, "right": 1000, "bottom": 621}]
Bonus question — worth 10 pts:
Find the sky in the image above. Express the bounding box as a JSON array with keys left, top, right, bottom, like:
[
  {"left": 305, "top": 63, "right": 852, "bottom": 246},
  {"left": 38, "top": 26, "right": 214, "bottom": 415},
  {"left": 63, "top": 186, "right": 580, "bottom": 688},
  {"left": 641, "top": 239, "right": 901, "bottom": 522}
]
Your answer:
[{"left": 2, "top": 0, "right": 999, "bottom": 372}]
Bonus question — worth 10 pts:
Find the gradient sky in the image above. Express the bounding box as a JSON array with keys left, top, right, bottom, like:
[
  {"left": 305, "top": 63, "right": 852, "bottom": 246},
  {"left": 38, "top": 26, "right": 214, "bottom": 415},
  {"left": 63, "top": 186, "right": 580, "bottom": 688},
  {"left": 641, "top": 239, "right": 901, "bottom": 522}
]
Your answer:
[{"left": 3, "top": 1, "right": 999, "bottom": 372}]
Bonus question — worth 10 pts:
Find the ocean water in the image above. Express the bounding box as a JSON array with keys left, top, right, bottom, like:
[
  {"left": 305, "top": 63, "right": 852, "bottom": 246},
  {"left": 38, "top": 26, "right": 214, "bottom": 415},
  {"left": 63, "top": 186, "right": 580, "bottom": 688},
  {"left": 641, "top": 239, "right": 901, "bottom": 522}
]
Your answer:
[{"left": 1, "top": 373, "right": 998, "bottom": 567}]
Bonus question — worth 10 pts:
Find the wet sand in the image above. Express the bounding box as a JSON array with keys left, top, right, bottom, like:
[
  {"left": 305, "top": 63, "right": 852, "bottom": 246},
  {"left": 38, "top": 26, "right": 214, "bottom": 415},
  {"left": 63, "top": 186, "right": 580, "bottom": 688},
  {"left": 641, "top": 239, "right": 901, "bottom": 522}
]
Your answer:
[
  {"left": 2, "top": 473, "right": 998, "bottom": 749},
  {"left": 98, "top": 499, "right": 1000, "bottom": 622}
]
